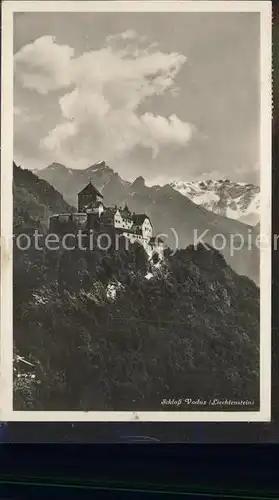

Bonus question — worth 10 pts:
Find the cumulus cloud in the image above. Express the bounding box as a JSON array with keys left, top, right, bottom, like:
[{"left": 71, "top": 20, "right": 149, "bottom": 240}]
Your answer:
[
  {"left": 14, "top": 31, "right": 193, "bottom": 165},
  {"left": 14, "top": 35, "right": 74, "bottom": 94}
]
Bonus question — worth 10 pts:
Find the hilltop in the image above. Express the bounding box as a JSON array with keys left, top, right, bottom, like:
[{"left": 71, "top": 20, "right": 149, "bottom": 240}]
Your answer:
[{"left": 13, "top": 162, "right": 259, "bottom": 411}]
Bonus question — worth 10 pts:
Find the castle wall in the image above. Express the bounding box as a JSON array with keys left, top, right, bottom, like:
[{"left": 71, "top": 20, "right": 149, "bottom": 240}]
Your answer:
[
  {"left": 114, "top": 211, "right": 133, "bottom": 230},
  {"left": 142, "top": 218, "right": 153, "bottom": 239},
  {"left": 49, "top": 183, "right": 157, "bottom": 258},
  {"left": 122, "top": 232, "right": 145, "bottom": 244}
]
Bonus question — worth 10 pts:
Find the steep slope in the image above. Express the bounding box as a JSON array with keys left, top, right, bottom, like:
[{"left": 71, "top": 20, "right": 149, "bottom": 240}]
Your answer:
[
  {"left": 14, "top": 236, "right": 259, "bottom": 411},
  {"left": 13, "top": 162, "right": 259, "bottom": 411},
  {"left": 14, "top": 162, "right": 74, "bottom": 230},
  {"left": 13, "top": 160, "right": 260, "bottom": 411},
  {"left": 170, "top": 179, "right": 260, "bottom": 225}
]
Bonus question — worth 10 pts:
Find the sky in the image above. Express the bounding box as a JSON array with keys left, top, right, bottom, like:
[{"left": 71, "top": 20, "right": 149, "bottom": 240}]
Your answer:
[{"left": 13, "top": 11, "right": 260, "bottom": 185}]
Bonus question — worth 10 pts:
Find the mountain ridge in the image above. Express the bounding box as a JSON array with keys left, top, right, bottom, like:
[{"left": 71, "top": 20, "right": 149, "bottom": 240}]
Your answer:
[
  {"left": 32, "top": 160, "right": 259, "bottom": 283},
  {"left": 34, "top": 161, "right": 260, "bottom": 223}
]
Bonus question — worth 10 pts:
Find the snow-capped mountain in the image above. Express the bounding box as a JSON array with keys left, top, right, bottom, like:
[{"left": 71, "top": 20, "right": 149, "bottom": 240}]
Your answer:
[
  {"left": 32, "top": 161, "right": 260, "bottom": 283},
  {"left": 169, "top": 179, "right": 260, "bottom": 226}
]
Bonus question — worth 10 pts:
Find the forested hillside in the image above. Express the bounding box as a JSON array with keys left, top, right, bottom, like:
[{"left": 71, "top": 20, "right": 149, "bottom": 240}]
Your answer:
[
  {"left": 14, "top": 162, "right": 74, "bottom": 232},
  {"left": 13, "top": 164, "right": 260, "bottom": 411}
]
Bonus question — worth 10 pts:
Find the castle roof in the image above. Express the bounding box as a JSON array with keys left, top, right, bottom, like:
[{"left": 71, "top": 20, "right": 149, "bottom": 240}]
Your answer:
[
  {"left": 101, "top": 208, "right": 117, "bottom": 219},
  {"left": 119, "top": 210, "right": 133, "bottom": 220},
  {"left": 78, "top": 181, "right": 103, "bottom": 198},
  {"left": 132, "top": 214, "right": 152, "bottom": 226}
]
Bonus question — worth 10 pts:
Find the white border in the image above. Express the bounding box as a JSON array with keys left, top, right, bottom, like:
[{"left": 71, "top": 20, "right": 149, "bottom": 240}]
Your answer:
[{"left": 1, "top": 1, "right": 272, "bottom": 422}]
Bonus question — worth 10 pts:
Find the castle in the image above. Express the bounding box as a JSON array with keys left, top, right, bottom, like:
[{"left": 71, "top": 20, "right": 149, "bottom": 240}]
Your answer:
[{"left": 49, "top": 180, "right": 161, "bottom": 248}]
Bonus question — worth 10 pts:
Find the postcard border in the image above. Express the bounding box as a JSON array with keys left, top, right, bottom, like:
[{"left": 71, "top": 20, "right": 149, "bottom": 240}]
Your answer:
[{"left": 1, "top": 0, "right": 272, "bottom": 422}]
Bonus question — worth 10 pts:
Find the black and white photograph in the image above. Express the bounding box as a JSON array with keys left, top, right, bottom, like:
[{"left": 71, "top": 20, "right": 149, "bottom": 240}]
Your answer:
[{"left": 1, "top": 1, "right": 272, "bottom": 421}]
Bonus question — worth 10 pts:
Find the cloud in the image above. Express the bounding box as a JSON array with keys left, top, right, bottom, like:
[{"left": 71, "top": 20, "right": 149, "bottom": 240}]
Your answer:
[
  {"left": 14, "top": 31, "right": 193, "bottom": 166},
  {"left": 14, "top": 105, "right": 43, "bottom": 124},
  {"left": 42, "top": 121, "right": 77, "bottom": 151},
  {"left": 14, "top": 35, "right": 74, "bottom": 94},
  {"left": 106, "top": 29, "right": 145, "bottom": 44}
]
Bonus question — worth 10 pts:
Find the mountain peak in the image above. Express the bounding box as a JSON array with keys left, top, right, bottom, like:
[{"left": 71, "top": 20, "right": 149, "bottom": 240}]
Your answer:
[
  {"left": 132, "top": 176, "right": 145, "bottom": 189},
  {"left": 86, "top": 160, "right": 112, "bottom": 173},
  {"left": 47, "top": 162, "right": 67, "bottom": 171}
]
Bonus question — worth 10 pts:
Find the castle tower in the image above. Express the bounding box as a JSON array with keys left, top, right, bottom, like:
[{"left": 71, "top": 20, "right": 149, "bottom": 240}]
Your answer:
[{"left": 78, "top": 181, "right": 103, "bottom": 213}]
